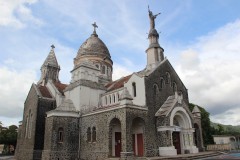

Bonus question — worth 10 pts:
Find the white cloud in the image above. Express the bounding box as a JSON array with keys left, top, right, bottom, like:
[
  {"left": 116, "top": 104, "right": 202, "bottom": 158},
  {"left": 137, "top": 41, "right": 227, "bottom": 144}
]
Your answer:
[
  {"left": 0, "top": 0, "right": 42, "bottom": 28},
  {"left": 112, "top": 63, "right": 132, "bottom": 81},
  {"left": 0, "top": 67, "right": 37, "bottom": 119},
  {"left": 176, "top": 19, "right": 240, "bottom": 125}
]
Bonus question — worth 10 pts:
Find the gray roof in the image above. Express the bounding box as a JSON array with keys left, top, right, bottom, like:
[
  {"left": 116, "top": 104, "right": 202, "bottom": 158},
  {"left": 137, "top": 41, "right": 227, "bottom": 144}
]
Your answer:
[
  {"left": 76, "top": 33, "right": 111, "bottom": 58},
  {"left": 55, "top": 99, "right": 76, "bottom": 112},
  {"left": 155, "top": 95, "right": 177, "bottom": 117},
  {"left": 42, "top": 48, "right": 59, "bottom": 68},
  {"left": 192, "top": 105, "right": 201, "bottom": 113},
  {"left": 120, "top": 87, "right": 133, "bottom": 100}
]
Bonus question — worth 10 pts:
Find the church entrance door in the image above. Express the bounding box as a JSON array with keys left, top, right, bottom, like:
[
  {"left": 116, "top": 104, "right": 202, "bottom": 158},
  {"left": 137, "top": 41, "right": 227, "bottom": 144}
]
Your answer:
[
  {"left": 132, "top": 133, "right": 144, "bottom": 156},
  {"left": 115, "top": 132, "right": 121, "bottom": 157},
  {"left": 137, "top": 133, "right": 144, "bottom": 156},
  {"left": 172, "top": 132, "right": 181, "bottom": 154}
]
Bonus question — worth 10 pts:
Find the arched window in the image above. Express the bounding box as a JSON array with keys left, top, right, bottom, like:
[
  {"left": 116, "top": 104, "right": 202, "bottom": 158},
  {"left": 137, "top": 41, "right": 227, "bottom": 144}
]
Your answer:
[
  {"left": 132, "top": 82, "right": 136, "bottom": 97},
  {"left": 113, "top": 94, "right": 115, "bottom": 103},
  {"left": 117, "top": 93, "right": 120, "bottom": 101},
  {"left": 109, "top": 95, "right": 111, "bottom": 104},
  {"left": 87, "top": 127, "right": 91, "bottom": 142},
  {"left": 108, "top": 67, "right": 111, "bottom": 76},
  {"left": 102, "top": 65, "right": 106, "bottom": 74},
  {"left": 25, "top": 116, "right": 29, "bottom": 138},
  {"left": 95, "top": 64, "right": 99, "bottom": 69},
  {"left": 58, "top": 127, "right": 64, "bottom": 142},
  {"left": 155, "top": 48, "right": 159, "bottom": 62},
  {"left": 153, "top": 84, "right": 159, "bottom": 96},
  {"left": 173, "top": 82, "right": 177, "bottom": 92},
  {"left": 166, "top": 72, "right": 170, "bottom": 84},
  {"left": 160, "top": 78, "right": 164, "bottom": 89},
  {"left": 28, "top": 113, "right": 33, "bottom": 138},
  {"left": 92, "top": 127, "right": 96, "bottom": 142},
  {"left": 105, "top": 96, "right": 107, "bottom": 105}
]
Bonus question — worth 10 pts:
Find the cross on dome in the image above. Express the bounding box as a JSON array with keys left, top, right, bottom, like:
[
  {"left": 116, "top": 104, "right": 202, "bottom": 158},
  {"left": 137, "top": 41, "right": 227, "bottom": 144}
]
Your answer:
[{"left": 92, "top": 22, "right": 98, "bottom": 35}]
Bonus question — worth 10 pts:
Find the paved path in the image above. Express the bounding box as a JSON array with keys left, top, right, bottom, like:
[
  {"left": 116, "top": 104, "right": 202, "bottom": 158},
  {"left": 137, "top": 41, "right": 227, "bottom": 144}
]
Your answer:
[
  {"left": 0, "top": 156, "right": 15, "bottom": 160},
  {"left": 202, "top": 152, "right": 240, "bottom": 159}
]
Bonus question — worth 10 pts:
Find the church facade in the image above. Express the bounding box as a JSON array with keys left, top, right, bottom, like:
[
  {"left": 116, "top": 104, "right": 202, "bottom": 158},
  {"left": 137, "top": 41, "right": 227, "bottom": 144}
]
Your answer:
[{"left": 15, "top": 9, "right": 204, "bottom": 160}]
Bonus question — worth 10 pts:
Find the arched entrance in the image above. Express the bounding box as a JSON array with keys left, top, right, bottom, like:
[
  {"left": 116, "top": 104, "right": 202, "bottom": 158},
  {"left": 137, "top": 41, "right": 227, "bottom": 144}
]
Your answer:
[
  {"left": 109, "top": 118, "right": 122, "bottom": 157},
  {"left": 132, "top": 117, "right": 145, "bottom": 157},
  {"left": 170, "top": 107, "right": 196, "bottom": 154},
  {"left": 172, "top": 112, "right": 191, "bottom": 154}
]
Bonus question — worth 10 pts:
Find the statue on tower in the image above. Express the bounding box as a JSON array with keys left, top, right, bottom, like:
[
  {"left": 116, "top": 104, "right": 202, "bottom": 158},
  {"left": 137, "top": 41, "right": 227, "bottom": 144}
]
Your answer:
[{"left": 148, "top": 6, "right": 161, "bottom": 30}]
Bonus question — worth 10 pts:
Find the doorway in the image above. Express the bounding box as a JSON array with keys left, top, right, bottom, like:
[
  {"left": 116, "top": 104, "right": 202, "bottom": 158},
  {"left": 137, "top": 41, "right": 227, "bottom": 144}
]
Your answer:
[
  {"left": 115, "top": 132, "right": 121, "bottom": 157},
  {"left": 132, "top": 117, "right": 145, "bottom": 157},
  {"left": 172, "top": 132, "right": 181, "bottom": 154},
  {"left": 109, "top": 118, "right": 121, "bottom": 157}
]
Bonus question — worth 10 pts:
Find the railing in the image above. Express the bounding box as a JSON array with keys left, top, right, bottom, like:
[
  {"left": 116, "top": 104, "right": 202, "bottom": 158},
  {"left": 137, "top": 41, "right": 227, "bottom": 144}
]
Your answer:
[{"left": 207, "top": 144, "right": 231, "bottom": 151}]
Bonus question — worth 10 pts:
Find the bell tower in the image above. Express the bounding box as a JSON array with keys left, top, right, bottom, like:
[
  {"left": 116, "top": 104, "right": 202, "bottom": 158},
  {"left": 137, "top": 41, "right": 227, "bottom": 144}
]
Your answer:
[
  {"left": 146, "top": 6, "right": 164, "bottom": 70},
  {"left": 38, "top": 45, "right": 60, "bottom": 85}
]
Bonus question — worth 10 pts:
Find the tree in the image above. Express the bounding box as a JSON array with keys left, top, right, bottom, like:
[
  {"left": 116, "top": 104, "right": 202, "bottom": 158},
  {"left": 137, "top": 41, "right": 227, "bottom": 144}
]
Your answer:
[
  {"left": 189, "top": 103, "right": 214, "bottom": 146},
  {"left": 0, "top": 125, "right": 18, "bottom": 154},
  {"left": 217, "top": 124, "right": 224, "bottom": 135},
  {"left": 0, "top": 121, "right": 2, "bottom": 131}
]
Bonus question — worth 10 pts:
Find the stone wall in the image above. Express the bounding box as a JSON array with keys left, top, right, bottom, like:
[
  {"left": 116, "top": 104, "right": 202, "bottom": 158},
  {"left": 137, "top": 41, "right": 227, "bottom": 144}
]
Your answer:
[
  {"left": 15, "top": 85, "right": 39, "bottom": 160},
  {"left": 80, "top": 106, "right": 147, "bottom": 160},
  {"left": 193, "top": 118, "right": 205, "bottom": 151},
  {"left": 144, "top": 60, "right": 189, "bottom": 156},
  {"left": 15, "top": 84, "right": 56, "bottom": 160},
  {"left": 42, "top": 116, "right": 79, "bottom": 160}
]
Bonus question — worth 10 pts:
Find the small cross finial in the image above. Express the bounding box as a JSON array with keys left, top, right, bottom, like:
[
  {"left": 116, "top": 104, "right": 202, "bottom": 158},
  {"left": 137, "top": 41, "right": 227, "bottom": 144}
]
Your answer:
[
  {"left": 92, "top": 22, "right": 98, "bottom": 34},
  {"left": 51, "top": 44, "right": 55, "bottom": 49}
]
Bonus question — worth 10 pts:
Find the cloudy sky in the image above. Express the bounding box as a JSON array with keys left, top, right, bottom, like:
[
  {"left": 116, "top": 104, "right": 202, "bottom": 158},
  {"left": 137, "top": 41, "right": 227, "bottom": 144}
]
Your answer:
[{"left": 0, "top": 0, "right": 240, "bottom": 127}]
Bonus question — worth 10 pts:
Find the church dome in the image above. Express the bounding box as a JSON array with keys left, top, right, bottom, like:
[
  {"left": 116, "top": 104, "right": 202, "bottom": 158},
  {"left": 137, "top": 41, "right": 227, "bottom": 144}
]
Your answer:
[
  {"left": 73, "top": 23, "right": 113, "bottom": 83},
  {"left": 76, "top": 33, "right": 111, "bottom": 59},
  {"left": 73, "top": 30, "right": 113, "bottom": 71}
]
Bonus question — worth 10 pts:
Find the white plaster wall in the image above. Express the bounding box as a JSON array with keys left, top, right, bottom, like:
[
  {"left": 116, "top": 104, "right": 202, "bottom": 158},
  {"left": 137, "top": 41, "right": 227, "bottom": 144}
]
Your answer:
[
  {"left": 214, "top": 137, "right": 231, "bottom": 144},
  {"left": 101, "top": 89, "right": 123, "bottom": 106},
  {"left": 71, "top": 65, "right": 99, "bottom": 83},
  {"left": 46, "top": 81, "right": 64, "bottom": 107},
  {"left": 124, "top": 74, "right": 145, "bottom": 106},
  {"left": 79, "top": 86, "right": 105, "bottom": 110},
  {"left": 64, "top": 86, "right": 81, "bottom": 111},
  {"left": 65, "top": 85, "right": 105, "bottom": 111},
  {"left": 147, "top": 49, "right": 156, "bottom": 66}
]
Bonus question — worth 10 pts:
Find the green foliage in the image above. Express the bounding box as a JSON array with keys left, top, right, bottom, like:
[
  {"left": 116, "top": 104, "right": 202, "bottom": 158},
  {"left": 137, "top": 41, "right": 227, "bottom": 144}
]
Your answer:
[
  {"left": 211, "top": 122, "right": 240, "bottom": 136},
  {"left": 189, "top": 103, "right": 240, "bottom": 146},
  {"left": 0, "top": 121, "right": 2, "bottom": 129},
  {"left": 189, "top": 103, "right": 214, "bottom": 146},
  {"left": 0, "top": 125, "right": 18, "bottom": 154}
]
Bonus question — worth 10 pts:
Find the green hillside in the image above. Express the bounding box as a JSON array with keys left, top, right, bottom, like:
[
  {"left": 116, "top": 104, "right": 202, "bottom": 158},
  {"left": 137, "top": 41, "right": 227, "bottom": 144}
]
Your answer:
[{"left": 211, "top": 122, "right": 240, "bottom": 135}]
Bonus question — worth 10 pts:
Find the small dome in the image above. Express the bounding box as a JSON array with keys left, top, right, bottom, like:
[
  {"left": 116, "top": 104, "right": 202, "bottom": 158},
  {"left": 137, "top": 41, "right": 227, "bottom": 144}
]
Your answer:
[{"left": 76, "top": 34, "right": 111, "bottom": 59}]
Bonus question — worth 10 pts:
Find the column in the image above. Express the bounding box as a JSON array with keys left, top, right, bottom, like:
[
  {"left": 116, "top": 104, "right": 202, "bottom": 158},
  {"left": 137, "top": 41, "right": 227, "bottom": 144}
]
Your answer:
[{"left": 120, "top": 117, "right": 134, "bottom": 160}]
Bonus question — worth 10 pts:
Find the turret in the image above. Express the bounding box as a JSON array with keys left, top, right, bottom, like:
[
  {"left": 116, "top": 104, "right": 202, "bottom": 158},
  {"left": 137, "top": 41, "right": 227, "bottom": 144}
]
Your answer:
[
  {"left": 192, "top": 105, "right": 201, "bottom": 118},
  {"left": 38, "top": 45, "right": 60, "bottom": 85},
  {"left": 146, "top": 6, "right": 164, "bottom": 70}
]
